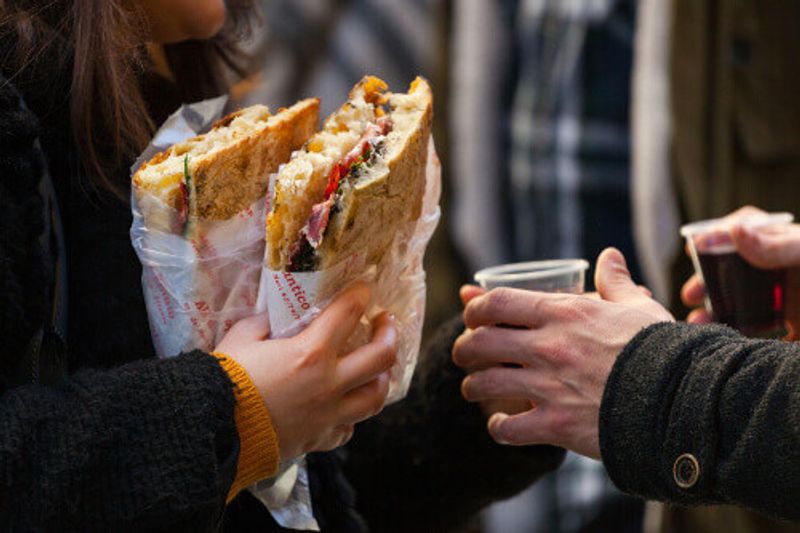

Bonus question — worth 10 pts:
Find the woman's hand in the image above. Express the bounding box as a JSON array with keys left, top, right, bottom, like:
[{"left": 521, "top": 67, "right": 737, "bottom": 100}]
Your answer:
[
  {"left": 215, "top": 283, "right": 397, "bottom": 462},
  {"left": 681, "top": 206, "right": 800, "bottom": 332},
  {"left": 452, "top": 249, "right": 673, "bottom": 459}
]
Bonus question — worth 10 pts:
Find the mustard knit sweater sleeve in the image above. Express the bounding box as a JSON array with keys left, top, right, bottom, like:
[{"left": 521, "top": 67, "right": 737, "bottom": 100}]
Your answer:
[{"left": 212, "top": 353, "right": 281, "bottom": 502}]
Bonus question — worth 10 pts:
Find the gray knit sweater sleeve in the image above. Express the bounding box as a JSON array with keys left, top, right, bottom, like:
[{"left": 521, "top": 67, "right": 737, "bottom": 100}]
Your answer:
[{"left": 599, "top": 322, "right": 800, "bottom": 520}]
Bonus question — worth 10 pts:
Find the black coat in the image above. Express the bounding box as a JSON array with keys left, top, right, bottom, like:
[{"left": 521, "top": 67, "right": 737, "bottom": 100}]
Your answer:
[
  {"left": 600, "top": 322, "right": 800, "bottom": 521},
  {"left": 0, "top": 68, "right": 565, "bottom": 531}
]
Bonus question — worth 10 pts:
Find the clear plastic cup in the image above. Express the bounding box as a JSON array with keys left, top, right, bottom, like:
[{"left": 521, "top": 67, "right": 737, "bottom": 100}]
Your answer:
[
  {"left": 680, "top": 212, "right": 794, "bottom": 338},
  {"left": 474, "top": 259, "right": 590, "bottom": 294}
]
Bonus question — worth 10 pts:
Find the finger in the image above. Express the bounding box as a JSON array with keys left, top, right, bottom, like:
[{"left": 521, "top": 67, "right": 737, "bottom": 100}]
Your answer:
[
  {"left": 732, "top": 224, "right": 800, "bottom": 270},
  {"left": 228, "top": 312, "right": 271, "bottom": 342},
  {"left": 452, "top": 326, "right": 540, "bottom": 368},
  {"left": 461, "top": 367, "right": 554, "bottom": 403},
  {"left": 726, "top": 205, "right": 765, "bottom": 220},
  {"left": 464, "top": 287, "right": 557, "bottom": 329},
  {"left": 301, "top": 282, "right": 371, "bottom": 353},
  {"left": 338, "top": 371, "right": 391, "bottom": 425},
  {"left": 460, "top": 285, "right": 485, "bottom": 306},
  {"left": 595, "top": 248, "right": 651, "bottom": 305},
  {"left": 686, "top": 308, "right": 713, "bottom": 324},
  {"left": 487, "top": 409, "right": 549, "bottom": 446},
  {"left": 681, "top": 274, "right": 706, "bottom": 307},
  {"left": 335, "top": 313, "right": 397, "bottom": 391}
]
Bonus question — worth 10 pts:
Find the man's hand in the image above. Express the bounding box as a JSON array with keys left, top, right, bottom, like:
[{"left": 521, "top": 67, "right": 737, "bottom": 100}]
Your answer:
[
  {"left": 458, "top": 286, "right": 533, "bottom": 418},
  {"left": 453, "top": 249, "right": 673, "bottom": 459}
]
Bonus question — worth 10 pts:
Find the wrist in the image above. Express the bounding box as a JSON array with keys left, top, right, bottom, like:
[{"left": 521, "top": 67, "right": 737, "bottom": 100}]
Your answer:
[{"left": 212, "top": 352, "right": 280, "bottom": 502}]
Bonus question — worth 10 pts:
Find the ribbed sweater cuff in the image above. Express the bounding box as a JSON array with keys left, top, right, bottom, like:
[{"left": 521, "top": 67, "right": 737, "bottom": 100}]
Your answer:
[{"left": 212, "top": 352, "right": 280, "bottom": 502}]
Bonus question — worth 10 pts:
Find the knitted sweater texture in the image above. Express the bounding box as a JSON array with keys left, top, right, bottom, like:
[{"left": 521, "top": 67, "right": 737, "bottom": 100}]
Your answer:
[{"left": 600, "top": 322, "right": 800, "bottom": 520}]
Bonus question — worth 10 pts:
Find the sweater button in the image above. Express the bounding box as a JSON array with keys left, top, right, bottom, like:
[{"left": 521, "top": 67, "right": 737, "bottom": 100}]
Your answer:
[{"left": 673, "top": 453, "right": 700, "bottom": 489}]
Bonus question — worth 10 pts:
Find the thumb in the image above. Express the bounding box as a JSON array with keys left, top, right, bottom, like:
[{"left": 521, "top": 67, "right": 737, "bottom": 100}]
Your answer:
[{"left": 595, "top": 248, "right": 646, "bottom": 304}]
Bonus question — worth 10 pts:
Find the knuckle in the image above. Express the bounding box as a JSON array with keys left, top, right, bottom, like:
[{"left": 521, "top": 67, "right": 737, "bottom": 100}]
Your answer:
[
  {"left": 339, "top": 425, "right": 355, "bottom": 447},
  {"left": 474, "top": 371, "right": 500, "bottom": 397},
  {"left": 379, "top": 342, "right": 398, "bottom": 370},
  {"left": 529, "top": 294, "right": 560, "bottom": 321},
  {"left": 300, "top": 339, "right": 328, "bottom": 366},
  {"left": 370, "top": 394, "right": 386, "bottom": 417},
  {"left": 468, "top": 288, "right": 509, "bottom": 324},
  {"left": 461, "top": 374, "right": 481, "bottom": 400},
  {"left": 486, "top": 288, "right": 513, "bottom": 314},
  {"left": 541, "top": 336, "right": 574, "bottom": 367},
  {"left": 460, "top": 376, "right": 472, "bottom": 400},
  {"left": 452, "top": 331, "right": 476, "bottom": 365},
  {"left": 451, "top": 332, "right": 472, "bottom": 366},
  {"left": 345, "top": 297, "right": 366, "bottom": 319},
  {"left": 558, "top": 297, "right": 591, "bottom": 322}
]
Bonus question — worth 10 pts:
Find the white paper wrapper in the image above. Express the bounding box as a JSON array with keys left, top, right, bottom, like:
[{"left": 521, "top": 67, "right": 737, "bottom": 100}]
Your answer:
[
  {"left": 251, "top": 138, "right": 441, "bottom": 529},
  {"left": 129, "top": 95, "right": 262, "bottom": 356},
  {"left": 130, "top": 97, "right": 441, "bottom": 531}
]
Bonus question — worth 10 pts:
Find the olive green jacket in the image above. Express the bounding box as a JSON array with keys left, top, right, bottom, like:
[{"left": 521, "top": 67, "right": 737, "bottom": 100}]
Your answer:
[
  {"left": 667, "top": 0, "right": 800, "bottom": 314},
  {"left": 662, "top": 3, "right": 800, "bottom": 529}
]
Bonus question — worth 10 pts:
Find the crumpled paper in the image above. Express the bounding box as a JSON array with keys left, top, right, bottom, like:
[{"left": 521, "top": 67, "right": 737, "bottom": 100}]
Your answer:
[{"left": 130, "top": 97, "right": 441, "bottom": 530}]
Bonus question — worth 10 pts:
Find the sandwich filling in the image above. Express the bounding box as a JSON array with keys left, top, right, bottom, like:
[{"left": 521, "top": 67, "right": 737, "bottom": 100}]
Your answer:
[{"left": 289, "top": 117, "right": 392, "bottom": 271}]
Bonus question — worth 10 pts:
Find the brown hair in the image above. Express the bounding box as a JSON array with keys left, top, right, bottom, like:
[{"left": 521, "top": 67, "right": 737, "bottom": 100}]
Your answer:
[{"left": 0, "top": 0, "right": 257, "bottom": 197}]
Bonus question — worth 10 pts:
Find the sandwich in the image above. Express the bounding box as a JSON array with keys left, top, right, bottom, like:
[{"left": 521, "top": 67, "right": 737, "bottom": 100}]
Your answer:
[
  {"left": 266, "top": 76, "right": 433, "bottom": 273},
  {"left": 133, "top": 99, "right": 319, "bottom": 232}
]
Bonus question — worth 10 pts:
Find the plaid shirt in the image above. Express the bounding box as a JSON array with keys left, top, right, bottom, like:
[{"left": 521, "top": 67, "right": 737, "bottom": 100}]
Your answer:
[
  {"left": 474, "top": 1, "right": 645, "bottom": 532},
  {"left": 506, "top": 0, "right": 639, "bottom": 279}
]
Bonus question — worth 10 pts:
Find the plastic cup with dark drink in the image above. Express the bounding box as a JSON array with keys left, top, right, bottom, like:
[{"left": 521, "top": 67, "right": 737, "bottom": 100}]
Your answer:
[{"left": 680, "top": 212, "right": 794, "bottom": 338}]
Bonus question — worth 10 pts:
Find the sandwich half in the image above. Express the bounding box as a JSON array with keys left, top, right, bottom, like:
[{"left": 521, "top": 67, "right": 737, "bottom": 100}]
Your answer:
[
  {"left": 266, "top": 76, "right": 433, "bottom": 271},
  {"left": 133, "top": 98, "right": 319, "bottom": 231}
]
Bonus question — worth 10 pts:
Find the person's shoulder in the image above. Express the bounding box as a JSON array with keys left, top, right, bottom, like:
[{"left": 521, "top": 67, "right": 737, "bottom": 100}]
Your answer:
[{"left": 0, "top": 71, "right": 41, "bottom": 150}]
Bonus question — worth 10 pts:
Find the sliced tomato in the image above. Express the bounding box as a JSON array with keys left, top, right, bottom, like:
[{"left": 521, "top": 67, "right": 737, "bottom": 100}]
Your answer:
[{"left": 323, "top": 163, "right": 342, "bottom": 199}]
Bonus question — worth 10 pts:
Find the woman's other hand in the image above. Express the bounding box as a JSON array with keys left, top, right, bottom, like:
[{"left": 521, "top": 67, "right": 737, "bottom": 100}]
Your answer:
[{"left": 216, "top": 283, "right": 397, "bottom": 462}]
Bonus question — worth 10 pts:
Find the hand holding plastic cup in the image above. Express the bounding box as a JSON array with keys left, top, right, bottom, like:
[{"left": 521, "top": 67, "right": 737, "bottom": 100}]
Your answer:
[
  {"left": 470, "top": 259, "right": 589, "bottom": 416},
  {"left": 474, "top": 259, "right": 590, "bottom": 294},
  {"left": 680, "top": 212, "right": 794, "bottom": 338}
]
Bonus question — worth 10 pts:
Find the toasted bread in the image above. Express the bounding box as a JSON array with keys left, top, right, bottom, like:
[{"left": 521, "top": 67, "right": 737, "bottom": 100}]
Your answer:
[
  {"left": 133, "top": 98, "right": 319, "bottom": 228},
  {"left": 317, "top": 78, "right": 433, "bottom": 269},
  {"left": 266, "top": 76, "right": 433, "bottom": 271},
  {"left": 266, "top": 78, "right": 387, "bottom": 268}
]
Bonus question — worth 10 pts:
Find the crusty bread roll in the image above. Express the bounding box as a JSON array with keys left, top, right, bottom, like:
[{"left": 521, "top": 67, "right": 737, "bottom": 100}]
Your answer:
[
  {"left": 133, "top": 98, "right": 319, "bottom": 230},
  {"left": 266, "top": 76, "right": 433, "bottom": 271}
]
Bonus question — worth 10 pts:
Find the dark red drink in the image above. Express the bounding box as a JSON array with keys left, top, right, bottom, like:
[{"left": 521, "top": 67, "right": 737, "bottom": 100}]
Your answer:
[{"left": 698, "top": 251, "right": 787, "bottom": 337}]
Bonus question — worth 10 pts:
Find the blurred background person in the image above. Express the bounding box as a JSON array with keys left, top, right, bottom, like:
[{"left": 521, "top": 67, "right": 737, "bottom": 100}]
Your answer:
[
  {"left": 451, "top": 1, "right": 644, "bottom": 532},
  {"left": 632, "top": 0, "right": 800, "bottom": 531}
]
